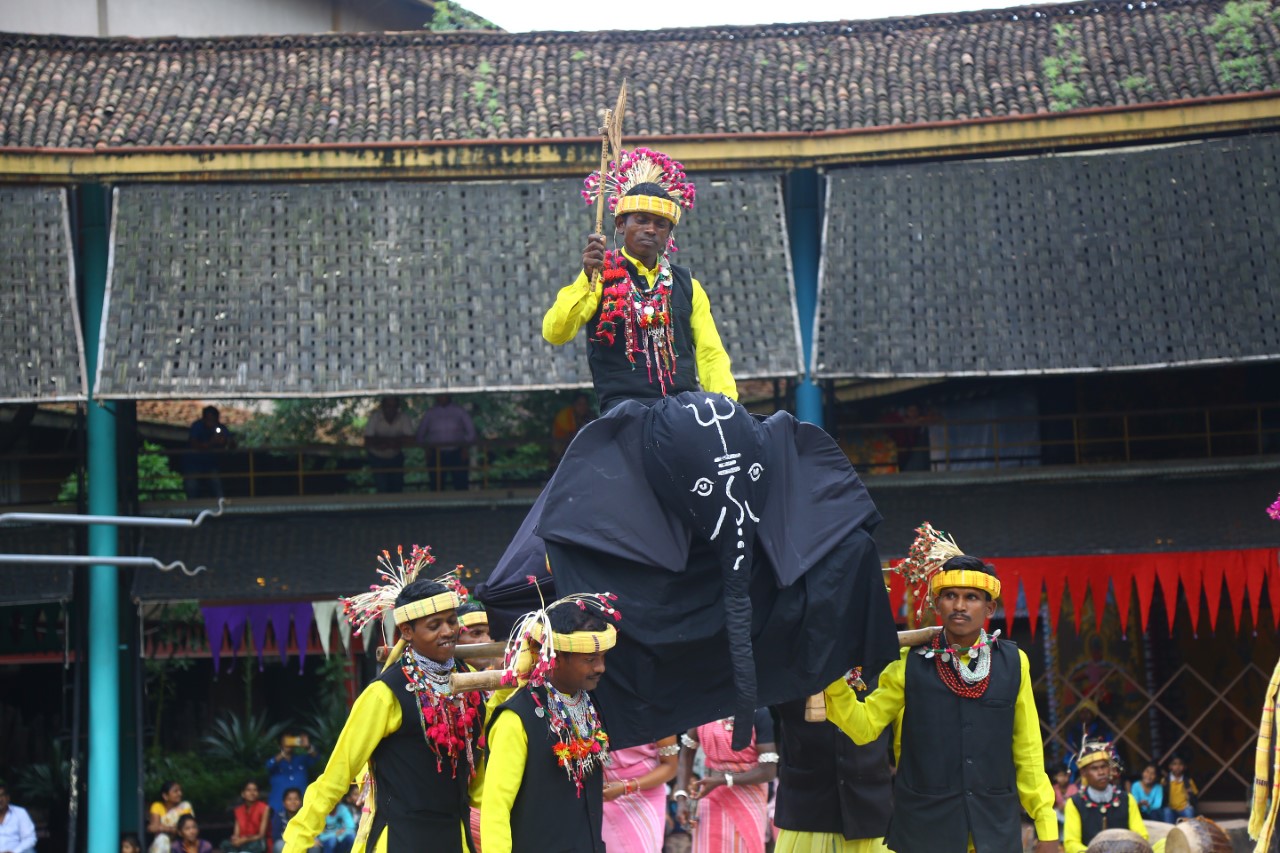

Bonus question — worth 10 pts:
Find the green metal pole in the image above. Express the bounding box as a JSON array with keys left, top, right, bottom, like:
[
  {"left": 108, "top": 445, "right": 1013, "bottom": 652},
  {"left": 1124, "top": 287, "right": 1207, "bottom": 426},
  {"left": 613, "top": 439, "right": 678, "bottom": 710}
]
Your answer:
[
  {"left": 787, "top": 169, "right": 824, "bottom": 427},
  {"left": 80, "top": 183, "right": 120, "bottom": 853}
]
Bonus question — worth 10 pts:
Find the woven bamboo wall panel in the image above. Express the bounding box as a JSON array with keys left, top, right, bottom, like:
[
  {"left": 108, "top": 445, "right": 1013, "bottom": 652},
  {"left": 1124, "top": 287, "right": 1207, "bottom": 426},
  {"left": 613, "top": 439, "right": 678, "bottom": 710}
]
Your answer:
[
  {"left": 815, "top": 134, "right": 1280, "bottom": 378},
  {"left": 99, "top": 175, "right": 798, "bottom": 398},
  {"left": 0, "top": 187, "right": 85, "bottom": 402}
]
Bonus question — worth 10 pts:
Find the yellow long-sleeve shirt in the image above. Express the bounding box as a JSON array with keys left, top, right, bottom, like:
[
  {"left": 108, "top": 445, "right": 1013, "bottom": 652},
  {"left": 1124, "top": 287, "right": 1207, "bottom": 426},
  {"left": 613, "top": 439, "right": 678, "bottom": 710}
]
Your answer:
[
  {"left": 542, "top": 248, "right": 737, "bottom": 401},
  {"left": 823, "top": 646, "right": 1059, "bottom": 843},
  {"left": 1062, "top": 793, "right": 1149, "bottom": 853},
  {"left": 282, "top": 681, "right": 492, "bottom": 853},
  {"left": 479, "top": 710, "right": 528, "bottom": 853}
]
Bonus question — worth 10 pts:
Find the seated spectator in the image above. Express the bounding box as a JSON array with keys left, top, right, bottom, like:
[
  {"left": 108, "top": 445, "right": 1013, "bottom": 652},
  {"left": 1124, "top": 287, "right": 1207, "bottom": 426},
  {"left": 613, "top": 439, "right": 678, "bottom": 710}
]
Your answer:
[
  {"left": 224, "top": 779, "right": 271, "bottom": 853},
  {"left": 363, "top": 395, "right": 415, "bottom": 494},
  {"left": 416, "top": 394, "right": 475, "bottom": 492},
  {"left": 1130, "top": 762, "right": 1163, "bottom": 820},
  {"left": 316, "top": 798, "right": 356, "bottom": 853},
  {"left": 147, "top": 781, "right": 193, "bottom": 853},
  {"left": 271, "top": 788, "right": 311, "bottom": 850},
  {"left": 184, "top": 406, "right": 233, "bottom": 499},
  {"left": 1051, "top": 765, "right": 1076, "bottom": 825},
  {"left": 1062, "top": 739, "right": 1148, "bottom": 853},
  {"left": 122, "top": 834, "right": 144, "bottom": 853},
  {"left": 1159, "top": 754, "right": 1198, "bottom": 823},
  {"left": 0, "top": 782, "right": 36, "bottom": 853},
  {"left": 174, "top": 816, "right": 213, "bottom": 853},
  {"left": 550, "top": 392, "right": 597, "bottom": 467}
]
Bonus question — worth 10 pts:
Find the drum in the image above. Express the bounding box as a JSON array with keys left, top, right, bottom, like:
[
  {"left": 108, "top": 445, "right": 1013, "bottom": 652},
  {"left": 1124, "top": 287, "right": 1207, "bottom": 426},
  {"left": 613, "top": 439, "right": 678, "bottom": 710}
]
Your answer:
[
  {"left": 1163, "top": 816, "right": 1233, "bottom": 853},
  {"left": 1086, "top": 828, "right": 1153, "bottom": 852}
]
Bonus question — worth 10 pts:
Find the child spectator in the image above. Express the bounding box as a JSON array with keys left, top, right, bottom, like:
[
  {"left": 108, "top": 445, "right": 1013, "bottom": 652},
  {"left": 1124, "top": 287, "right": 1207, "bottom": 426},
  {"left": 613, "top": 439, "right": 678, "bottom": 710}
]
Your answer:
[
  {"left": 1051, "top": 765, "right": 1076, "bottom": 827},
  {"left": 316, "top": 799, "right": 356, "bottom": 853},
  {"left": 121, "top": 834, "right": 143, "bottom": 853},
  {"left": 174, "top": 816, "right": 213, "bottom": 853},
  {"left": 1131, "top": 763, "right": 1163, "bottom": 821},
  {"left": 271, "top": 788, "right": 306, "bottom": 849},
  {"left": 1160, "top": 754, "right": 1198, "bottom": 823}
]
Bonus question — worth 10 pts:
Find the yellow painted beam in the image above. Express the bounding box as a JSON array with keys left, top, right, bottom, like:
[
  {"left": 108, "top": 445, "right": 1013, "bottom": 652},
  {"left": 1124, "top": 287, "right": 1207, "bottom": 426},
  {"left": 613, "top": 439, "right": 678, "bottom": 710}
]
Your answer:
[{"left": 1, "top": 95, "right": 1278, "bottom": 182}]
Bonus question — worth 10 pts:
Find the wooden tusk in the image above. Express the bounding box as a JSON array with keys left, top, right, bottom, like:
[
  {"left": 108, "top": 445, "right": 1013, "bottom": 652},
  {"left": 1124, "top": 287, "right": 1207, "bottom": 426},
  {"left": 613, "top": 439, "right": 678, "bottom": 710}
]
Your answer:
[
  {"left": 805, "top": 626, "right": 943, "bottom": 722},
  {"left": 451, "top": 669, "right": 506, "bottom": 693},
  {"left": 897, "top": 625, "right": 942, "bottom": 647},
  {"left": 454, "top": 641, "right": 507, "bottom": 660}
]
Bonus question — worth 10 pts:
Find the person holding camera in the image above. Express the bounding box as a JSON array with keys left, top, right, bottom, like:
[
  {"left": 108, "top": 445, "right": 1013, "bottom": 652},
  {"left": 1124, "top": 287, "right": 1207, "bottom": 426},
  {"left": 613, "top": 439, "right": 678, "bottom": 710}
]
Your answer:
[
  {"left": 184, "top": 405, "right": 234, "bottom": 499},
  {"left": 267, "top": 733, "right": 317, "bottom": 818}
]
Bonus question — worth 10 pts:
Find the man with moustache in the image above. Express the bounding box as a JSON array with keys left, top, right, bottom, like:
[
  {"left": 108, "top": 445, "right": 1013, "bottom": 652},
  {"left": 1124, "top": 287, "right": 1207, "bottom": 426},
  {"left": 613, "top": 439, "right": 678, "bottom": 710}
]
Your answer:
[
  {"left": 823, "top": 528, "right": 1060, "bottom": 853},
  {"left": 543, "top": 148, "right": 736, "bottom": 413}
]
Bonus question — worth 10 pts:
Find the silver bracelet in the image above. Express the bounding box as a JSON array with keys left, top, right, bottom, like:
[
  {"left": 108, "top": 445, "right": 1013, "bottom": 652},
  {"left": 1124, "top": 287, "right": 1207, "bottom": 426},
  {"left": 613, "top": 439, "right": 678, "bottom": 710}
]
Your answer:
[
  {"left": 672, "top": 789, "right": 690, "bottom": 800},
  {"left": 724, "top": 771, "right": 734, "bottom": 788},
  {"left": 680, "top": 733, "right": 698, "bottom": 749},
  {"left": 757, "top": 752, "right": 780, "bottom": 764},
  {"left": 657, "top": 743, "right": 680, "bottom": 757}
]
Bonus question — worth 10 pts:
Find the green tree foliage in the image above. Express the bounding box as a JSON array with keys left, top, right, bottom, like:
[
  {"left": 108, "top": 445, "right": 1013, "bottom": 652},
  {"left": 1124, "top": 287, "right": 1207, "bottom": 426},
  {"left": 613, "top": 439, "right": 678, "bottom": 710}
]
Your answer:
[
  {"left": 58, "top": 441, "right": 184, "bottom": 502},
  {"left": 200, "top": 711, "right": 290, "bottom": 769},
  {"left": 426, "top": 1, "right": 500, "bottom": 32},
  {"left": 1206, "top": 0, "right": 1280, "bottom": 89},
  {"left": 237, "top": 399, "right": 366, "bottom": 448}
]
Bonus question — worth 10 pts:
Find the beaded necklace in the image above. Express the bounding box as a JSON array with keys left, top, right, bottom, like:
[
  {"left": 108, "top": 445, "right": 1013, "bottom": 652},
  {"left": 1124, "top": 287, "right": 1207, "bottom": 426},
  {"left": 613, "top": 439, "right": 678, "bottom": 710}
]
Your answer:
[
  {"left": 534, "top": 684, "right": 610, "bottom": 796},
  {"left": 593, "top": 250, "right": 678, "bottom": 394},
  {"left": 1079, "top": 784, "right": 1124, "bottom": 816},
  {"left": 400, "top": 647, "right": 484, "bottom": 778},
  {"left": 916, "top": 628, "right": 998, "bottom": 698}
]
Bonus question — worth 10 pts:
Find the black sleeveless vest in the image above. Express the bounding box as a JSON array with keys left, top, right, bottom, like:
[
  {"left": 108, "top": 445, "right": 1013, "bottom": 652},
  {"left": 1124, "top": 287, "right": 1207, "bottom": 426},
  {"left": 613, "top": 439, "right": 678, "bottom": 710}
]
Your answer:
[
  {"left": 1070, "top": 789, "right": 1131, "bottom": 844},
  {"left": 587, "top": 259, "right": 698, "bottom": 412},
  {"left": 486, "top": 686, "right": 605, "bottom": 853},
  {"left": 367, "top": 661, "right": 480, "bottom": 853},
  {"left": 888, "top": 641, "right": 1023, "bottom": 853},
  {"left": 773, "top": 693, "right": 893, "bottom": 840}
]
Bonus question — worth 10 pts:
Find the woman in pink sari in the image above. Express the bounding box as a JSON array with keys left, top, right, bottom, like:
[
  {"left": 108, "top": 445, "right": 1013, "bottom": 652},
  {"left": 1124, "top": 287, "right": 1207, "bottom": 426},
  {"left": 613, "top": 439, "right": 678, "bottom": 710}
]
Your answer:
[
  {"left": 675, "top": 710, "right": 779, "bottom": 853},
  {"left": 601, "top": 736, "right": 680, "bottom": 852}
]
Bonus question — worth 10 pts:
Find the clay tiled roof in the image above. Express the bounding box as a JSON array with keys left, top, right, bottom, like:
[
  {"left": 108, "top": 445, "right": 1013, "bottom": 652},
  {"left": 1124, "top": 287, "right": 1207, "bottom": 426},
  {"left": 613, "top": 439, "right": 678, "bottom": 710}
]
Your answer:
[
  {"left": 2, "top": 0, "right": 1279, "bottom": 150},
  {"left": 814, "top": 132, "right": 1280, "bottom": 377}
]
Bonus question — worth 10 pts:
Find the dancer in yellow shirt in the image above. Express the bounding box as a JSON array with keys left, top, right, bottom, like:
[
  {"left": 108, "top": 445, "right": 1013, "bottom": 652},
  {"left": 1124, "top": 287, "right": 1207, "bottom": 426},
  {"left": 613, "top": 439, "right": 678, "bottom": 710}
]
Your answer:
[
  {"left": 1062, "top": 737, "right": 1156, "bottom": 853},
  {"left": 283, "top": 549, "right": 486, "bottom": 853},
  {"left": 543, "top": 147, "right": 736, "bottom": 413},
  {"left": 482, "top": 593, "right": 621, "bottom": 853},
  {"left": 823, "top": 524, "right": 1061, "bottom": 853}
]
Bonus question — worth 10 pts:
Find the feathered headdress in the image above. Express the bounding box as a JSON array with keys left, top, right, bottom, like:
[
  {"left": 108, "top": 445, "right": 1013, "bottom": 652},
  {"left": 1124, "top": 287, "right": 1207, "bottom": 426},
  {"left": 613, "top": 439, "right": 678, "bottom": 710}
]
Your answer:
[
  {"left": 895, "top": 522, "right": 1001, "bottom": 617},
  {"left": 341, "top": 544, "right": 467, "bottom": 671},
  {"left": 1075, "top": 733, "right": 1120, "bottom": 772},
  {"left": 500, "top": 584, "right": 621, "bottom": 688},
  {"left": 581, "top": 147, "right": 696, "bottom": 227}
]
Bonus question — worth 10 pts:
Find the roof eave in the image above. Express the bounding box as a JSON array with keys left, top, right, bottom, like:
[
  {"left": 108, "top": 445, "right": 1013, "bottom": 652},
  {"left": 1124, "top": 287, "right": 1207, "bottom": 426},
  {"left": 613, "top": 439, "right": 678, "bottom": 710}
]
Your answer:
[{"left": 2, "top": 91, "right": 1280, "bottom": 182}]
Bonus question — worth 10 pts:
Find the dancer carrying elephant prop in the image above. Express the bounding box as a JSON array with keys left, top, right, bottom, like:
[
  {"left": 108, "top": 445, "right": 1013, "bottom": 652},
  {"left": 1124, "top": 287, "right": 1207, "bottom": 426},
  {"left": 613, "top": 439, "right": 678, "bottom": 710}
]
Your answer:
[{"left": 476, "top": 390, "right": 900, "bottom": 750}]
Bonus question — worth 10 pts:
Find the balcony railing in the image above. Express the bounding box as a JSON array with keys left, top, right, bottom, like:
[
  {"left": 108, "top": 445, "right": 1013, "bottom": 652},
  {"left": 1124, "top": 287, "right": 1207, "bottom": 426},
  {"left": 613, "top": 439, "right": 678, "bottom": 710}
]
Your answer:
[
  {"left": 835, "top": 401, "right": 1280, "bottom": 474},
  {"left": 2, "top": 400, "right": 1278, "bottom": 506},
  {"left": 1, "top": 439, "right": 557, "bottom": 506}
]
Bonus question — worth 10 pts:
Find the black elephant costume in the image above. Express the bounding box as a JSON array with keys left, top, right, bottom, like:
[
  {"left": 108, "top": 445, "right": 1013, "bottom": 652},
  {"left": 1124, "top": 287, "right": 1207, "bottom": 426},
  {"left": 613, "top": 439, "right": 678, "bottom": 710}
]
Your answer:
[{"left": 476, "top": 391, "right": 899, "bottom": 750}]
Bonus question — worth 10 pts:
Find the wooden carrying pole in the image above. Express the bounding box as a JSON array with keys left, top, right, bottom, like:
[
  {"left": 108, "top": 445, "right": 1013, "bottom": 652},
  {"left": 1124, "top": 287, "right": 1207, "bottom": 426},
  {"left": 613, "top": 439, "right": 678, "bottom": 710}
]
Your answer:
[
  {"left": 587, "top": 82, "right": 627, "bottom": 293},
  {"left": 803, "top": 625, "right": 941, "bottom": 722},
  {"left": 449, "top": 626, "right": 943, "bottom": 697}
]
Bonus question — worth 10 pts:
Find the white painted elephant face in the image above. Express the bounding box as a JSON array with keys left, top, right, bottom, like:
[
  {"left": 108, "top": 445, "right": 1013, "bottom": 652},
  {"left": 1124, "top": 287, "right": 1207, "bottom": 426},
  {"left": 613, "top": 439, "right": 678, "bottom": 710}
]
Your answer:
[{"left": 642, "top": 393, "right": 767, "bottom": 561}]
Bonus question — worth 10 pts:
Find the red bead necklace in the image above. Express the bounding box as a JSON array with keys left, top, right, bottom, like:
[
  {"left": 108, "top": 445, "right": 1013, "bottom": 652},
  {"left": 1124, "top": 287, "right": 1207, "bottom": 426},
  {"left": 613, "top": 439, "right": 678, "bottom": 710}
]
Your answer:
[{"left": 929, "top": 631, "right": 991, "bottom": 698}]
